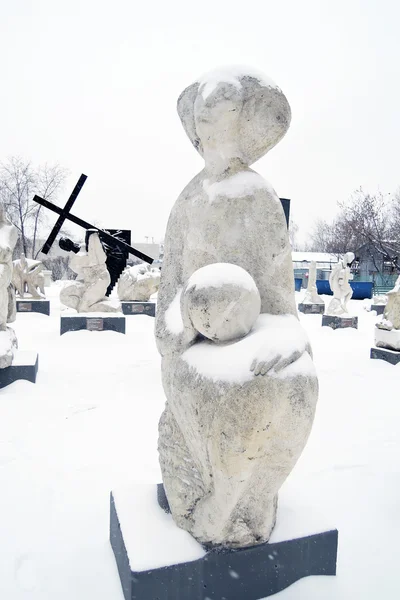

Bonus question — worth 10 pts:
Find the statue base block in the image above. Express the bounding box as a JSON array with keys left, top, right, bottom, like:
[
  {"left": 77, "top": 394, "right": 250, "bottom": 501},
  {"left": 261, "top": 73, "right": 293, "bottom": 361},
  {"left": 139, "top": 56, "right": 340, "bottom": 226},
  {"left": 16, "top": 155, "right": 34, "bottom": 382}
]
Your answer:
[
  {"left": 322, "top": 315, "right": 358, "bottom": 330},
  {"left": 17, "top": 299, "right": 50, "bottom": 315},
  {"left": 121, "top": 301, "right": 156, "bottom": 317},
  {"left": 370, "top": 347, "right": 400, "bottom": 365},
  {"left": 371, "top": 304, "right": 385, "bottom": 315},
  {"left": 110, "top": 484, "right": 338, "bottom": 600},
  {"left": 298, "top": 303, "right": 325, "bottom": 314},
  {"left": 60, "top": 314, "right": 126, "bottom": 335},
  {"left": 0, "top": 351, "right": 39, "bottom": 389}
]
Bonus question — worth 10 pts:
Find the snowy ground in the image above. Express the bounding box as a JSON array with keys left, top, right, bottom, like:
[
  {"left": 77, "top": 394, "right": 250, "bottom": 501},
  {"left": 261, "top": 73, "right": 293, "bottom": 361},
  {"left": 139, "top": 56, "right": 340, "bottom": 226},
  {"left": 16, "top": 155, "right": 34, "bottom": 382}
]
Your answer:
[{"left": 0, "top": 286, "right": 399, "bottom": 599}]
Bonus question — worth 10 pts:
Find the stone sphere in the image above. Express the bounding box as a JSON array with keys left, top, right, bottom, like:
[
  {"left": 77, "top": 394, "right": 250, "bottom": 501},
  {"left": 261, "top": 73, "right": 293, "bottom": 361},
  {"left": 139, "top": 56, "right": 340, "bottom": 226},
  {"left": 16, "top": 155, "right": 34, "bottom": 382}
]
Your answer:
[{"left": 185, "top": 263, "right": 261, "bottom": 343}]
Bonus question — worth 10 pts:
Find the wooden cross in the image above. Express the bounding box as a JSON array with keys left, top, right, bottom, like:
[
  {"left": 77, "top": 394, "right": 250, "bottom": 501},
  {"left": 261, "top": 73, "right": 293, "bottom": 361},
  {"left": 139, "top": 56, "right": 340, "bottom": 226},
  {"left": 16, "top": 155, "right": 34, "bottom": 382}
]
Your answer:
[{"left": 33, "top": 174, "right": 154, "bottom": 264}]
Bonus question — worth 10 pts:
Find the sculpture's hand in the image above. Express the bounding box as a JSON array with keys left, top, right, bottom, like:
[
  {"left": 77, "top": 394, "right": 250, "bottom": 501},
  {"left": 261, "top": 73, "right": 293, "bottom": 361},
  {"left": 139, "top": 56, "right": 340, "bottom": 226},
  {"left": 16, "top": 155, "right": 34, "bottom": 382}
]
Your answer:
[{"left": 250, "top": 349, "right": 304, "bottom": 376}]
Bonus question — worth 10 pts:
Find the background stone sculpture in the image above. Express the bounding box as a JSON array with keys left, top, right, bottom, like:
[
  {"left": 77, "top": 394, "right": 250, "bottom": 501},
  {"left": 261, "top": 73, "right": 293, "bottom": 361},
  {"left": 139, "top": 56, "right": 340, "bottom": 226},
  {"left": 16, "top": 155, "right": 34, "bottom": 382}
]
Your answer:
[
  {"left": 13, "top": 253, "right": 45, "bottom": 299},
  {"left": 60, "top": 230, "right": 120, "bottom": 313},
  {"left": 0, "top": 204, "right": 18, "bottom": 368},
  {"left": 326, "top": 252, "right": 355, "bottom": 316},
  {"left": 117, "top": 264, "right": 160, "bottom": 302},
  {"left": 301, "top": 261, "right": 324, "bottom": 305},
  {"left": 155, "top": 67, "right": 318, "bottom": 549},
  {"left": 375, "top": 275, "right": 400, "bottom": 351}
]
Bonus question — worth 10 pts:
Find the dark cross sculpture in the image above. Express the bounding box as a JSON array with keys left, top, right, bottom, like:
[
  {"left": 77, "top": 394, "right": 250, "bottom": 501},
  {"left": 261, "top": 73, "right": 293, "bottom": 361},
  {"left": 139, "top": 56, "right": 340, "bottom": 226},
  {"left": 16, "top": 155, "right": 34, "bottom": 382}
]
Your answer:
[{"left": 34, "top": 174, "right": 154, "bottom": 265}]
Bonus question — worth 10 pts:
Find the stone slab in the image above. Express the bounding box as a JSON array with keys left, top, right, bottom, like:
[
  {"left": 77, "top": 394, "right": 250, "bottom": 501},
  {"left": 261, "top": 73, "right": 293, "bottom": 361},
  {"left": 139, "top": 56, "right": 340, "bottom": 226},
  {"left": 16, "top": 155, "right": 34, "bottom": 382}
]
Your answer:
[
  {"left": 374, "top": 327, "right": 400, "bottom": 351},
  {"left": 110, "top": 484, "right": 338, "bottom": 600},
  {"left": 371, "top": 304, "right": 385, "bottom": 315},
  {"left": 17, "top": 299, "right": 50, "bottom": 316},
  {"left": 370, "top": 347, "right": 400, "bottom": 365},
  {"left": 0, "top": 351, "right": 39, "bottom": 389},
  {"left": 121, "top": 302, "right": 156, "bottom": 317},
  {"left": 322, "top": 315, "right": 358, "bottom": 330},
  {"left": 60, "top": 314, "right": 125, "bottom": 335},
  {"left": 298, "top": 303, "right": 325, "bottom": 315}
]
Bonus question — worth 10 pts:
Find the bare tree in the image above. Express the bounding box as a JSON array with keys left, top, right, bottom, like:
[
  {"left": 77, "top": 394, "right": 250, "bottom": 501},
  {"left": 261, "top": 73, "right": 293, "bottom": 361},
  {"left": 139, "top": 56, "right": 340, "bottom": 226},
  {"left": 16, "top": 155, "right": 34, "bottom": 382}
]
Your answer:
[{"left": 0, "top": 157, "right": 68, "bottom": 258}]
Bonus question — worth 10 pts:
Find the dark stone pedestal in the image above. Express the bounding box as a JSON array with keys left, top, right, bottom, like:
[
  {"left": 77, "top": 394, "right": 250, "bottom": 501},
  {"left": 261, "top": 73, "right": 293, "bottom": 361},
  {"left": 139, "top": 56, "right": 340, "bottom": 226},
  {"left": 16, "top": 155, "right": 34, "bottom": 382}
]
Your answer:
[
  {"left": 0, "top": 351, "right": 38, "bottom": 389},
  {"left": 322, "top": 315, "right": 358, "bottom": 330},
  {"left": 110, "top": 485, "right": 338, "bottom": 600},
  {"left": 371, "top": 304, "right": 385, "bottom": 315},
  {"left": 17, "top": 299, "right": 50, "bottom": 315},
  {"left": 298, "top": 303, "right": 325, "bottom": 315},
  {"left": 60, "top": 315, "right": 126, "bottom": 335},
  {"left": 370, "top": 347, "right": 400, "bottom": 365},
  {"left": 121, "top": 302, "right": 156, "bottom": 317}
]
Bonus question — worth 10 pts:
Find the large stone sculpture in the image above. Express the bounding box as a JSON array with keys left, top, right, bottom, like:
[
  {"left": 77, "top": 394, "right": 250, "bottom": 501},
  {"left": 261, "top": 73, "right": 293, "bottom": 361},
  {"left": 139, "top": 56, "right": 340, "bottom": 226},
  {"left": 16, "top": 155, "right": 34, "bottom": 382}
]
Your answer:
[
  {"left": 60, "top": 230, "right": 120, "bottom": 313},
  {"left": 326, "top": 252, "right": 355, "bottom": 316},
  {"left": 0, "top": 204, "right": 18, "bottom": 368},
  {"left": 12, "top": 253, "right": 45, "bottom": 299},
  {"left": 117, "top": 264, "right": 160, "bottom": 302},
  {"left": 155, "top": 67, "right": 318, "bottom": 549},
  {"left": 374, "top": 275, "right": 400, "bottom": 351}
]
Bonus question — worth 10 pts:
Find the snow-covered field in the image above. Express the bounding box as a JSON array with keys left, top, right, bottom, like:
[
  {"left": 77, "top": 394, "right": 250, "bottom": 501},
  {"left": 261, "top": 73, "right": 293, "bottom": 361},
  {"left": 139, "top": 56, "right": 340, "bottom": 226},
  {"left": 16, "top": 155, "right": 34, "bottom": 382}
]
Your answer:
[{"left": 0, "top": 286, "right": 399, "bottom": 600}]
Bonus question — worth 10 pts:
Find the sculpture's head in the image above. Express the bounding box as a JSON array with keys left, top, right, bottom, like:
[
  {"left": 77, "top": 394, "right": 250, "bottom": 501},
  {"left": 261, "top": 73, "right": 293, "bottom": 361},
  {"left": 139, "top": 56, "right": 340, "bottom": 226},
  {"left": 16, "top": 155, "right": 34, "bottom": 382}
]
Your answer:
[
  {"left": 344, "top": 252, "right": 355, "bottom": 266},
  {"left": 177, "top": 66, "right": 291, "bottom": 167}
]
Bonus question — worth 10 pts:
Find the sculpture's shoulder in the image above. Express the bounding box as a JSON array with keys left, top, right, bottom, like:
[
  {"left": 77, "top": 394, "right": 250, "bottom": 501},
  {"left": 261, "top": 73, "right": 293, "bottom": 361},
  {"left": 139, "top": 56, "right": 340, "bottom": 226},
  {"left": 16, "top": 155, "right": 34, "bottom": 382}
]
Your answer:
[{"left": 202, "top": 169, "right": 278, "bottom": 205}]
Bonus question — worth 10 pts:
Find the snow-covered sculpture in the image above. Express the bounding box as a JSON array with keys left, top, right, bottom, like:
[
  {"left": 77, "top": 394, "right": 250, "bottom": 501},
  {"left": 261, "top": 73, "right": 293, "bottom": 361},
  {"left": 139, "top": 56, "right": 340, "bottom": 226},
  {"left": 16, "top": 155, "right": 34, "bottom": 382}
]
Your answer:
[
  {"left": 60, "top": 230, "right": 120, "bottom": 313},
  {"left": 117, "top": 264, "right": 160, "bottom": 302},
  {"left": 12, "top": 253, "right": 45, "bottom": 299},
  {"left": 155, "top": 67, "right": 318, "bottom": 548},
  {"left": 375, "top": 275, "right": 400, "bottom": 351},
  {"left": 0, "top": 204, "right": 18, "bottom": 368},
  {"left": 326, "top": 252, "right": 355, "bottom": 316},
  {"left": 301, "top": 261, "right": 324, "bottom": 305}
]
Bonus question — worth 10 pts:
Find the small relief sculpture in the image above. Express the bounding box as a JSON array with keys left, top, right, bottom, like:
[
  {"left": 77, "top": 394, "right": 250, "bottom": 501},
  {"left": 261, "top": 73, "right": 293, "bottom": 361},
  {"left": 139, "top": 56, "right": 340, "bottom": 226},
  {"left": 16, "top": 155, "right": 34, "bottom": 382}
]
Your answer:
[
  {"left": 117, "top": 264, "right": 160, "bottom": 302},
  {"left": 13, "top": 253, "right": 45, "bottom": 299}
]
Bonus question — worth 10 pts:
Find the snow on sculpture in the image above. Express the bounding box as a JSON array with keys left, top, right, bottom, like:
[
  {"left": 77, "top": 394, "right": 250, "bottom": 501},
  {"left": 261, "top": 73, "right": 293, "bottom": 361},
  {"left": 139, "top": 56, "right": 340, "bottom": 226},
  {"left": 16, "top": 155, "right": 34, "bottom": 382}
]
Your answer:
[
  {"left": 117, "top": 264, "right": 160, "bottom": 302},
  {"left": 375, "top": 275, "right": 400, "bottom": 351},
  {"left": 155, "top": 66, "right": 318, "bottom": 548},
  {"left": 13, "top": 253, "right": 45, "bottom": 299},
  {"left": 60, "top": 230, "right": 120, "bottom": 313},
  {"left": 326, "top": 252, "right": 355, "bottom": 316},
  {"left": 0, "top": 203, "right": 18, "bottom": 368},
  {"left": 301, "top": 261, "right": 324, "bottom": 305}
]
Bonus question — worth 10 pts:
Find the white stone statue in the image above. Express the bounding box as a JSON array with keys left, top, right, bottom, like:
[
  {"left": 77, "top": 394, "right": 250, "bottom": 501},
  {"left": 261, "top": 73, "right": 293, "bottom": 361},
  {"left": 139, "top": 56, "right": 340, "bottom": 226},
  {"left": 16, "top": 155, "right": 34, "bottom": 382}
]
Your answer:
[
  {"left": 117, "top": 264, "right": 160, "bottom": 302},
  {"left": 326, "top": 252, "right": 355, "bottom": 316},
  {"left": 60, "top": 230, "right": 120, "bottom": 313},
  {"left": 375, "top": 275, "right": 400, "bottom": 350},
  {"left": 12, "top": 253, "right": 45, "bottom": 299},
  {"left": 0, "top": 204, "right": 18, "bottom": 368},
  {"left": 155, "top": 67, "right": 318, "bottom": 549},
  {"left": 301, "top": 261, "right": 324, "bottom": 305}
]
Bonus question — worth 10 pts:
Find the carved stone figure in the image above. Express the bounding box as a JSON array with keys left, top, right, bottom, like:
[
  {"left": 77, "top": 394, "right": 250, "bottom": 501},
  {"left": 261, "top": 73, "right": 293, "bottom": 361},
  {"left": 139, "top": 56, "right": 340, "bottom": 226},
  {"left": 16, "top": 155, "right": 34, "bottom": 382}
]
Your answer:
[
  {"left": 12, "top": 253, "right": 45, "bottom": 299},
  {"left": 301, "top": 261, "right": 324, "bottom": 305},
  {"left": 375, "top": 275, "right": 400, "bottom": 350},
  {"left": 0, "top": 204, "right": 18, "bottom": 368},
  {"left": 117, "top": 264, "right": 160, "bottom": 302},
  {"left": 326, "top": 252, "right": 355, "bottom": 316},
  {"left": 60, "top": 230, "right": 120, "bottom": 313},
  {"left": 155, "top": 67, "right": 318, "bottom": 549}
]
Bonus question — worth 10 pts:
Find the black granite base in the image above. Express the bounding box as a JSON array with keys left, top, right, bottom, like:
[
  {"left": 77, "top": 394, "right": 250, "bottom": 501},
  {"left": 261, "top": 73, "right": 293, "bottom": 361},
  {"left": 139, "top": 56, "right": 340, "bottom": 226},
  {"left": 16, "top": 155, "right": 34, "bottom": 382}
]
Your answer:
[
  {"left": 371, "top": 304, "right": 385, "bottom": 315},
  {"left": 298, "top": 303, "right": 325, "bottom": 315},
  {"left": 17, "top": 299, "right": 50, "bottom": 315},
  {"left": 0, "top": 352, "right": 39, "bottom": 389},
  {"left": 322, "top": 315, "right": 358, "bottom": 330},
  {"left": 370, "top": 347, "right": 400, "bottom": 365},
  {"left": 110, "top": 487, "right": 338, "bottom": 600},
  {"left": 121, "top": 302, "right": 156, "bottom": 317},
  {"left": 60, "top": 315, "right": 126, "bottom": 335}
]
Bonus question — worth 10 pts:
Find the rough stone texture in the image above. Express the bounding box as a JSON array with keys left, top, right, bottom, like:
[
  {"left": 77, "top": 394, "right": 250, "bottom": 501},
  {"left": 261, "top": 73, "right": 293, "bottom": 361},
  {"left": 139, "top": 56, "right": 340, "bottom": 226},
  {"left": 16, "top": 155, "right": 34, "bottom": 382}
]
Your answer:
[
  {"left": 155, "top": 67, "right": 318, "bottom": 549},
  {"left": 301, "top": 261, "right": 324, "bottom": 306},
  {"left": 0, "top": 204, "right": 18, "bottom": 368},
  {"left": 326, "top": 252, "right": 355, "bottom": 316},
  {"left": 12, "top": 253, "right": 45, "bottom": 299},
  {"left": 117, "top": 264, "right": 160, "bottom": 302},
  {"left": 60, "top": 231, "right": 121, "bottom": 313}
]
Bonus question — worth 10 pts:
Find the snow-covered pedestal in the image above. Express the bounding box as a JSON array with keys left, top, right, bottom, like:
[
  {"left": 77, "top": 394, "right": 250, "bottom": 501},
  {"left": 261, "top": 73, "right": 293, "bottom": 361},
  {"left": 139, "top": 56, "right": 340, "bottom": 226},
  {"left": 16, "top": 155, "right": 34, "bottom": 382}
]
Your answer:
[
  {"left": 17, "top": 299, "right": 50, "bottom": 315},
  {"left": 322, "top": 315, "right": 358, "bottom": 330},
  {"left": 110, "top": 484, "right": 338, "bottom": 600},
  {"left": 0, "top": 350, "right": 38, "bottom": 389},
  {"left": 60, "top": 313, "right": 125, "bottom": 335},
  {"left": 298, "top": 303, "right": 325, "bottom": 315},
  {"left": 370, "top": 328, "right": 400, "bottom": 364},
  {"left": 121, "top": 301, "right": 156, "bottom": 317}
]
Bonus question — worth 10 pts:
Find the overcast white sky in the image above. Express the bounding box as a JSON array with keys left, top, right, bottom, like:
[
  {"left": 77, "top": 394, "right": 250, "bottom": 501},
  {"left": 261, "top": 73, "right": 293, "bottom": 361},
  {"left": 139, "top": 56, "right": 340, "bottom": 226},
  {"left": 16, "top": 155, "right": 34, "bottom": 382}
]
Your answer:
[{"left": 1, "top": 0, "right": 399, "bottom": 244}]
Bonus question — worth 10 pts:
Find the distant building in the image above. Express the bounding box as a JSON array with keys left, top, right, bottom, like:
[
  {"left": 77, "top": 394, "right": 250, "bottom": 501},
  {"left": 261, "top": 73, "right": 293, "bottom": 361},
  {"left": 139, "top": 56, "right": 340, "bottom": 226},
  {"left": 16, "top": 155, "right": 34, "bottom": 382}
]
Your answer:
[{"left": 353, "top": 242, "right": 398, "bottom": 287}]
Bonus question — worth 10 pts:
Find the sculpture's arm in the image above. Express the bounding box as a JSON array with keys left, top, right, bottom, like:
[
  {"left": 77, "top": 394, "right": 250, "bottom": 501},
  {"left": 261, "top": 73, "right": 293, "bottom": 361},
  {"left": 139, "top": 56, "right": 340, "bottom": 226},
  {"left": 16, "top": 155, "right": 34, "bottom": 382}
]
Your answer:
[
  {"left": 0, "top": 224, "right": 18, "bottom": 263},
  {"left": 87, "top": 234, "right": 107, "bottom": 266}
]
